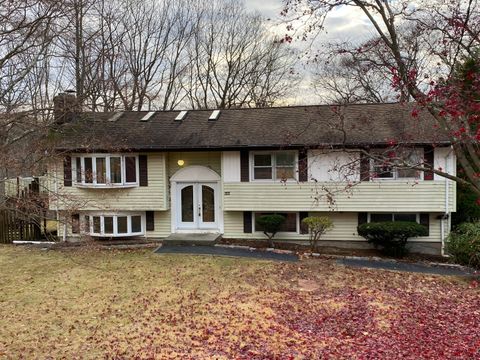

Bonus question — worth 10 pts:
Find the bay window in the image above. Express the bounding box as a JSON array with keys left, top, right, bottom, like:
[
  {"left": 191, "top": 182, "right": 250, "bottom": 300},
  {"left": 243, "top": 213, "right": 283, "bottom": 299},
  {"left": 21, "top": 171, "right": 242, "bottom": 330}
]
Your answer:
[
  {"left": 252, "top": 151, "right": 297, "bottom": 181},
  {"left": 72, "top": 154, "right": 139, "bottom": 187},
  {"left": 83, "top": 213, "right": 144, "bottom": 237}
]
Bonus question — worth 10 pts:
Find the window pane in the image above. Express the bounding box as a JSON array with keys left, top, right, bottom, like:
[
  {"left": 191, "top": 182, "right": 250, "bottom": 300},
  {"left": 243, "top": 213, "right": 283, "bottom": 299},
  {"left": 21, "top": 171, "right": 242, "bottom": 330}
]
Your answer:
[
  {"left": 256, "top": 213, "right": 296, "bottom": 233},
  {"left": 394, "top": 213, "right": 417, "bottom": 222},
  {"left": 117, "top": 216, "right": 128, "bottom": 233},
  {"left": 397, "top": 168, "right": 419, "bottom": 178},
  {"left": 93, "top": 216, "right": 101, "bottom": 233},
  {"left": 254, "top": 154, "right": 271, "bottom": 166},
  {"left": 372, "top": 163, "right": 393, "bottom": 178},
  {"left": 104, "top": 216, "right": 114, "bottom": 234},
  {"left": 276, "top": 153, "right": 295, "bottom": 166},
  {"left": 84, "top": 157, "right": 93, "bottom": 183},
  {"left": 75, "top": 157, "right": 82, "bottom": 183},
  {"left": 370, "top": 213, "right": 393, "bottom": 222},
  {"left": 254, "top": 167, "right": 272, "bottom": 179},
  {"left": 110, "top": 157, "right": 122, "bottom": 184},
  {"left": 131, "top": 215, "right": 142, "bottom": 233},
  {"left": 280, "top": 213, "right": 297, "bottom": 232},
  {"left": 96, "top": 157, "right": 106, "bottom": 184},
  {"left": 125, "top": 156, "right": 137, "bottom": 183},
  {"left": 181, "top": 186, "right": 194, "bottom": 222},
  {"left": 202, "top": 185, "right": 215, "bottom": 222},
  {"left": 84, "top": 215, "right": 90, "bottom": 232},
  {"left": 276, "top": 167, "right": 295, "bottom": 180}
]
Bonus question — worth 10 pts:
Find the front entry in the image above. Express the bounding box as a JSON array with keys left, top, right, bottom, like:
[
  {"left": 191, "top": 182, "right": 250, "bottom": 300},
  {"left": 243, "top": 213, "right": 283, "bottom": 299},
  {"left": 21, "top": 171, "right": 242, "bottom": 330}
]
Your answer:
[{"left": 176, "top": 182, "right": 217, "bottom": 230}]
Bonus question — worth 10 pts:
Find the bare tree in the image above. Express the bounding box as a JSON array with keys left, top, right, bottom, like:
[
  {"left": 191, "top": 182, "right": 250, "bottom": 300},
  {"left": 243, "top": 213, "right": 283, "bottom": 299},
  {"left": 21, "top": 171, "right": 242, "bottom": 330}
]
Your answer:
[{"left": 186, "top": 0, "right": 296, "bottom": 109}]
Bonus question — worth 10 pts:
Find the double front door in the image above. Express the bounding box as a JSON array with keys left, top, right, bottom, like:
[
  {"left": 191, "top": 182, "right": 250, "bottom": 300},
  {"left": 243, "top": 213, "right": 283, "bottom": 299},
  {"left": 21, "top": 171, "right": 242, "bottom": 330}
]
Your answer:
[{"left": 176, "top": 182, "right": 217, "bottom": 230}]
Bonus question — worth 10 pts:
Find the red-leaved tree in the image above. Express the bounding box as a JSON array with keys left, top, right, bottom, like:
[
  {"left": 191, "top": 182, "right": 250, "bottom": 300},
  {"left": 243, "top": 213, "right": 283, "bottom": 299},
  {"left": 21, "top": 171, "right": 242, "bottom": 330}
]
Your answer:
[{"left": 283, "top": 0, "right": 480, "bottom": 194}]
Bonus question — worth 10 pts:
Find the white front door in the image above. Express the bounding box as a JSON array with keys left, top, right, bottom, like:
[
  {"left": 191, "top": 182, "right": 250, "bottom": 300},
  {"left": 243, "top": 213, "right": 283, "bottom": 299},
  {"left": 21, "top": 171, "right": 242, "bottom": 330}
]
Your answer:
[{"left": 176, "top": 182, "right": 218, "bottom": 230}]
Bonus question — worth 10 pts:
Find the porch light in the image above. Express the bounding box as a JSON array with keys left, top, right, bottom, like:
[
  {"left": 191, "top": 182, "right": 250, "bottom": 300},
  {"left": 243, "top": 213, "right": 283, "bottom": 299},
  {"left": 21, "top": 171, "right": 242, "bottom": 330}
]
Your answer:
[{"left": 177, "top": 159, "right": 185, "bottom": 166}]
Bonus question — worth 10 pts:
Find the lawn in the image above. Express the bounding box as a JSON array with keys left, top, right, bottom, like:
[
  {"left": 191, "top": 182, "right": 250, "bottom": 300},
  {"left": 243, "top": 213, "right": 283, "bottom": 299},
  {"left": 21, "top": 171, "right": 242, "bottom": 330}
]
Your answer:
[{"left": 0, "top": 246, "right": 479, "bottom": 359}]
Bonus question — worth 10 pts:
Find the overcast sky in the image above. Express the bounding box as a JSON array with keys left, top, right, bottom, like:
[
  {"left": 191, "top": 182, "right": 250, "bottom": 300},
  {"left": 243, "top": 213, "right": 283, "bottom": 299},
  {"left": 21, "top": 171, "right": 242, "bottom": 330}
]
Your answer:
[
  {"left": 244, "top": 0, "right": 376, "bottom": 104},
  {"left": 245, "top": 0, "right": 374, "bottom": 41}
]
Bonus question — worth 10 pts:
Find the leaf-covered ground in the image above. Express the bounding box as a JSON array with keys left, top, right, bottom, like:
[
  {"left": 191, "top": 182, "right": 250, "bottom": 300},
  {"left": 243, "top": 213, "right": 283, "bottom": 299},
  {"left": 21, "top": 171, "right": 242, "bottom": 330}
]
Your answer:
[{"left": 0, "top": 246, "right": 478, "bottom": 359}]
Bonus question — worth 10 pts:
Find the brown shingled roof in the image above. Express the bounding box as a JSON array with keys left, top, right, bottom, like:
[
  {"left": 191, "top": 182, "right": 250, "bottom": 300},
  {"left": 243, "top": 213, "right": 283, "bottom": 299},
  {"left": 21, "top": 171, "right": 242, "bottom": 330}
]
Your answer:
[{"left": 55, "top": 103, "right": 450, "bottom": 151}]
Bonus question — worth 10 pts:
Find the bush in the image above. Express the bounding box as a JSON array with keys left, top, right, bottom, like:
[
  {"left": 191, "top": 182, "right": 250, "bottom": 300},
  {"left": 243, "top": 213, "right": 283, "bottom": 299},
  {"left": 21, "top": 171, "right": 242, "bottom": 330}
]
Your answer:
[
  {"left": 357, "top": 221, "right": 428, "bottom": 257},
  {"left": 255, "top": 214, "right": 285, "bottom": 248},
  {"left": 302, "top": 216, "right": 334, "bottom": 252},
  {"left": 446, "top": 222, "right": 480, "bottom": 269},
  {"left": 452, "top": 184, "right": 480, "bottom": 228}
]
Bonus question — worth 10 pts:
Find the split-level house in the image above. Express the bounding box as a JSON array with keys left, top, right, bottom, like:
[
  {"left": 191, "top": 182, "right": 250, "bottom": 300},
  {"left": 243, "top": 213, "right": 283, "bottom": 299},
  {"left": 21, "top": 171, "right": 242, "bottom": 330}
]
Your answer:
[{"left": 48, "top": 93, "right": 456, "bottom": 255}]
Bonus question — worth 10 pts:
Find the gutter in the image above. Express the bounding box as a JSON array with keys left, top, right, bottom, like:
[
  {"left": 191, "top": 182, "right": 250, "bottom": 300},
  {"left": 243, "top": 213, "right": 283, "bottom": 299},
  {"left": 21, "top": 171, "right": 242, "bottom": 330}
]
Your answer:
[{"left": 54, "top": 141, "right": 453, "bottom": 153}]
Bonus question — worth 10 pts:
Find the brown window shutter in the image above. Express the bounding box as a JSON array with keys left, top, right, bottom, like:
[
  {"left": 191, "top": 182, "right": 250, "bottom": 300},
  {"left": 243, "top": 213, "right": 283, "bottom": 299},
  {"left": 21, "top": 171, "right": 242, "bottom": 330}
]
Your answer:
[
  {"left": 243, "top": 211, "right": 252, "bottom": 233},
  {"left": 360, "top": 152, "right": 370, "bottom": 181},
  {"left": 299, "top": 211, "right": 309, "bottom": 234},
  {"left": 64, "top": 156, "right": 72, "bottom": 186},
  {"left": 139, "top": 155, "right": 148, "bottom": 186},
  {"left": 358, "top": 212, "right": 368, "bottom": 226},
  {"left": 419, "top": 213, "right": 430, "bottom": 236},
  {"left": 423, "top": 146, "right": 434, "bottom": 181},
  {"left": 146, "top": 211, "right": 154, "bottom": 231},
  {"left": 298, "top": 149, "right": 308, "bottom": 182},
  {"left": 240, "top": 150, "right": 249, "bottom": 182}
]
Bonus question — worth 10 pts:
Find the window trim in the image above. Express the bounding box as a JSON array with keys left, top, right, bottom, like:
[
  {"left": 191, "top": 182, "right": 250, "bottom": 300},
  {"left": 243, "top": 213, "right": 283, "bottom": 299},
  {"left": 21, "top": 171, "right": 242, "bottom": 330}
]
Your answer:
[
  {"left": 72, "top": 154, "right": 139, "bottom": 188},
  {"left": 367, "top": 213, "right": 420, "bottom": 223},
  {"left": 250, "top": 150, "right": 298, "bottom": 182},
  {"left": 369, "top": 148, "right": 424, "bottom": 181},
  {"left": 252, "top": 212, "right": 300, "bottom": 234},
  {"left": 81, "top": 212, "right": 145, "bottom": 237}
]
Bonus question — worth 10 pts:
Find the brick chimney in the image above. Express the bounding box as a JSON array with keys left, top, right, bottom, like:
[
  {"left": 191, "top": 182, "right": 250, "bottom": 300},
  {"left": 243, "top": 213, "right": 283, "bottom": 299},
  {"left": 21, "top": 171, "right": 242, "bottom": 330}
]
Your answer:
[{"left": 53, "top": 91, "right": 80, "bottom": 124}]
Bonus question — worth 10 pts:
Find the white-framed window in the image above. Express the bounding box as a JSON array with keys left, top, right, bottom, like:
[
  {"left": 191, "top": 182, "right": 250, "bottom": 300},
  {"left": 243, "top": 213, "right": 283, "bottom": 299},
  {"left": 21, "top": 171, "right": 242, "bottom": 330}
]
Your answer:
[
  {"left": 370, "top": 148, "right": 424, "bottom": 180},
  {"left": 368, "top": 213, "right": 419, "bottom": 223},
  {"left": 253, "top": 212, "right": 299, "bottom": 233},
  {"left": 251, "top": 151, "right": 297, "bottom": 181},
  {"left": 72, "top": 154, "right": 139, "bottom": 187},
  {"left": 82, "top": 212, "right": 144, "bottom": 237}
]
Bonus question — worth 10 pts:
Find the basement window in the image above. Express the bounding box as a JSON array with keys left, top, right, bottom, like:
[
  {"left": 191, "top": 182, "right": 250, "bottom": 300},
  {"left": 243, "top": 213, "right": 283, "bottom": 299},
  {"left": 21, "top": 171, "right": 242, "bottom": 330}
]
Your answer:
[
  {"left": 369, "top": 213, "right": 418, "bottom": 223},
  {"left": 253, "top": 212, "right": 298, "bottom": 233},
  {"left": 72, "top": 154, "right": 138, "bottom": 187},
  {"left": 83, "top": 213, "right": 144, "bottom": 237}
]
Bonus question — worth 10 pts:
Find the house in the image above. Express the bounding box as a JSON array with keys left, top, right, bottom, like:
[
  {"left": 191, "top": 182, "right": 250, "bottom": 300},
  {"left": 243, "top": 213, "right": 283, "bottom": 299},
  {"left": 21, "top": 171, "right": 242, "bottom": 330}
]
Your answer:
[{"left": 48, "top": 93, "right": 456, "bottom": 255}]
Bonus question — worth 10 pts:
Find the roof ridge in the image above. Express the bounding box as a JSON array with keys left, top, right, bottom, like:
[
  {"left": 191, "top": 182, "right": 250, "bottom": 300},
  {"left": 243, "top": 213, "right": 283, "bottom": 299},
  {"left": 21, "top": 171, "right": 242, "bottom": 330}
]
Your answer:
[{"left": 82, "top": 101, "right": 412, "bottom": 115}]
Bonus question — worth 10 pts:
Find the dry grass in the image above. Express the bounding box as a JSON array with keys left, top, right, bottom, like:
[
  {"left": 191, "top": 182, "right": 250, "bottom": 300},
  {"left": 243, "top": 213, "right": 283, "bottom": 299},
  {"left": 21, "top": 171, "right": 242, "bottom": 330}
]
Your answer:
[{"left": 0, "top": 245, "right": 477, "bottom": 359}]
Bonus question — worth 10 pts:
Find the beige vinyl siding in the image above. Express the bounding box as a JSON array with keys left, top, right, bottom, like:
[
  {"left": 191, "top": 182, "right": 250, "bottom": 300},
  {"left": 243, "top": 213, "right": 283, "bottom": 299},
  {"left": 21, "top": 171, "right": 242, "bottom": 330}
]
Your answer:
[
  {"left": 146, "top": 210, "right": 171, "bottom": 238},
  {"left": 224, "top": 211, "right": 444, "bottom": 243},
  {"left": 52, "top": 153, "right": 167, "bottom": 211},
  {"left": 223, "top": 181, "right": 456, "bottom": 213},
  {"left": 167, "top": 152, "right": 221, "bottom": 178}
]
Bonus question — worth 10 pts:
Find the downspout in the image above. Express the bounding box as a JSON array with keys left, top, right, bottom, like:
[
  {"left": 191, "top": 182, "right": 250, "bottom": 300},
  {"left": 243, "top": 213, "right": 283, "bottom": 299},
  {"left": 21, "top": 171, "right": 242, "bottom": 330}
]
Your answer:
[
  {"left": 441, "top": 146, "right": 453, "bottom": 256},
  {"left": 53, "top": 162, "right": 66, "bottom": 242}
]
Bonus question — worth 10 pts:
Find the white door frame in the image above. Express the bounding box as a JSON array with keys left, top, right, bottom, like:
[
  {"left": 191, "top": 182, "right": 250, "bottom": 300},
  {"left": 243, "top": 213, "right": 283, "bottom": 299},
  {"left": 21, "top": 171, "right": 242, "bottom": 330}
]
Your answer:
[
  {"left": 175, "top": 182, "right": 219, "bottom": 230},
  {"left": 170, "top": 166, "right": 223, "bottom": 234}
]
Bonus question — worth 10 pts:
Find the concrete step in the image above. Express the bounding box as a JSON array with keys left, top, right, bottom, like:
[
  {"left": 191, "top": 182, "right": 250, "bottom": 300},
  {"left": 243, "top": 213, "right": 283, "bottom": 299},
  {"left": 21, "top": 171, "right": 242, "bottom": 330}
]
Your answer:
[{"left": 162, "top": 233, "right": 222, "bottom": 246}]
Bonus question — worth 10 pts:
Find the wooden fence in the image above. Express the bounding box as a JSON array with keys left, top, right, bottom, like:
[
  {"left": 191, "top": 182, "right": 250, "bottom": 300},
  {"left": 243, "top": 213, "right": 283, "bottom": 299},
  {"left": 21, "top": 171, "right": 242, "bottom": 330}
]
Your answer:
[
  {"left": 1, "top": 177, "right": 49, "bottom": 244},
  {"left": 0, "top": 210, "right": 42, "bottom": 243}
]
